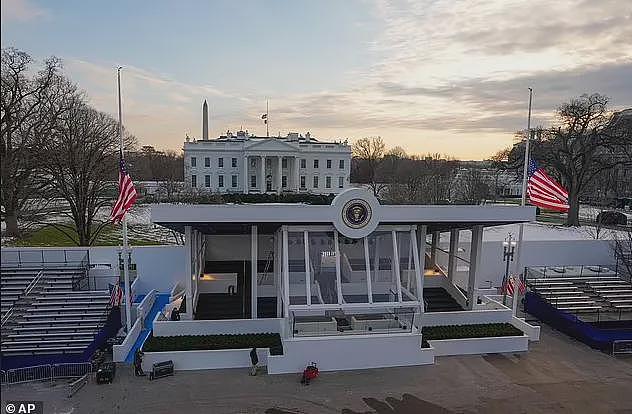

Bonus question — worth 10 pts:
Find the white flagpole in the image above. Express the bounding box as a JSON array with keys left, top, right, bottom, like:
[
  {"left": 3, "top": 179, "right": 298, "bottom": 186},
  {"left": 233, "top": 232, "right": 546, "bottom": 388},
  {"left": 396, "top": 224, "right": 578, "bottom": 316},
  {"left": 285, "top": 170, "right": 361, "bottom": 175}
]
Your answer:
[
  {"left": 513, "top": 87, "right": 533, "bottom": 316},
  {"left": 266, "top": 99, "right": 269, "bottom": 138},
  {"left": 117, "top": 67, "right": 132, "bottom": 332}
]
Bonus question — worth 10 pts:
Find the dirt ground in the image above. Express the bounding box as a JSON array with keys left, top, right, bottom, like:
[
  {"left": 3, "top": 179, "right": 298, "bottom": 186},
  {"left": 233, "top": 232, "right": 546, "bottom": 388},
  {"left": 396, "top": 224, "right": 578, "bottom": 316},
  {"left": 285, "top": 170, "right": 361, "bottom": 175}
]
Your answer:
[{"left": 2, "top": 324, "right": 631, "bottom": 414}]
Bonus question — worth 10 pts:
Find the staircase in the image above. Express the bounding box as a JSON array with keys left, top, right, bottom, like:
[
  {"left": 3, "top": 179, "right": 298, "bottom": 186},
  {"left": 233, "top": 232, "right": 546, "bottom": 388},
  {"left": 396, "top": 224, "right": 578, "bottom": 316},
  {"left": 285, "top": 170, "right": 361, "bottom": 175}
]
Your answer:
[{"left": 423, "top": 288, "right": 463, "bottom": 312}]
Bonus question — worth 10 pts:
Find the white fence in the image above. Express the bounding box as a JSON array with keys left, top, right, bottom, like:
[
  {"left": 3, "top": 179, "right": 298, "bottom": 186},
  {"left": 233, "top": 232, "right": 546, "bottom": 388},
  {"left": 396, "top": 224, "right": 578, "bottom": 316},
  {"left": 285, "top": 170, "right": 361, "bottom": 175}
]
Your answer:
[
  {"left": 0, "top": 362, "right": 93, "bottom": 385},
  {"left": 113, "top": 317, "right": 143, "bottom": 362}
]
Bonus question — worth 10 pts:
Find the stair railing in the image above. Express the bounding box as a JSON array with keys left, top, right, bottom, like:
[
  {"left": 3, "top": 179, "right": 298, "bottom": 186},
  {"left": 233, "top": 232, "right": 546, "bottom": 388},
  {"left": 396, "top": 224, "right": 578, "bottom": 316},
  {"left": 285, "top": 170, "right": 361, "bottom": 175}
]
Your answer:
[{"left": 1, "top": 270, "right": 45, "bottom": 328}]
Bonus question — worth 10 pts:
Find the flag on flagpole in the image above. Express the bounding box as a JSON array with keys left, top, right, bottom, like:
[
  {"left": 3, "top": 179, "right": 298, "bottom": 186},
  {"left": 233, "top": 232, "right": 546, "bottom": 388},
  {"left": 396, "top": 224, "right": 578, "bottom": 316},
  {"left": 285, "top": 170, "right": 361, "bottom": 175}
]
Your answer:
[
  {"left": 502, "top": 276, "right": 515, "bottom": 296},
  {"left": 110, "top": 151, "right": 137, "bottom": 223},
  {"left": 261, "top": 113, "right": 268, "bottom": 124},
  {"left": 527, "top": 159, "right": 569, "bottom": 212},
  {"left": 109, "top": 283, "right": 123, "bottom": 307}
]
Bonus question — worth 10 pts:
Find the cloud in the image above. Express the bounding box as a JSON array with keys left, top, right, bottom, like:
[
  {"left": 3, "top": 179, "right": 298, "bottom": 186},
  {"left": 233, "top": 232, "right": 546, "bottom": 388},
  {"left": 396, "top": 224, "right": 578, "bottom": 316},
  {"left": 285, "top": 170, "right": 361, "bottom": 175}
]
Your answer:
[
  {"left": 40, "top": 0, "right": 631, "bottom": 159},
  {"left": 0, "top": 0, "right": 48, "bottom": 22}
]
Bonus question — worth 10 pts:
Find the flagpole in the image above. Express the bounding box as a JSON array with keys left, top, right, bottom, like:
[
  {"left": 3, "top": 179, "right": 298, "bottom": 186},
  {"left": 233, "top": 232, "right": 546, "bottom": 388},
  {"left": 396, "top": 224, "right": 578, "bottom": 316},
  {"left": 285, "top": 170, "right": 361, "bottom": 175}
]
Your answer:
[
  {"left": 118, "top": 67, "right": 132, "bottom": 332},
  {"left": 266, "top": 99, "right": 269, "bottom": 138},
  {"left": 513, "top": 87, "right": 533, "bottom": 316}
]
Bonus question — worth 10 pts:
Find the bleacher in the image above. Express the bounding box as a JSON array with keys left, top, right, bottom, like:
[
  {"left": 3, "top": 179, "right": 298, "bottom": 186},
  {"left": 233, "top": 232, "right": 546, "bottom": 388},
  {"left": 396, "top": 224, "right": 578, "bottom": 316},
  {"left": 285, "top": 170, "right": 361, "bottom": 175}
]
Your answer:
[
  {"left": 1, "top": 263, "right": 112, "bottom": 358},
  {"left": 526, "top": 265, "right": 632, "bottom": 318}
]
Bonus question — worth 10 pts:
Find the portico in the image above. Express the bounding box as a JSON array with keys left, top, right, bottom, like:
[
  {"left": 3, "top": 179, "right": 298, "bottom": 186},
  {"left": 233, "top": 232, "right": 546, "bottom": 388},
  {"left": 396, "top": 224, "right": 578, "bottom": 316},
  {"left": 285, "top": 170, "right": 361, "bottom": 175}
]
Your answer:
[{"left": 243, "top": 153, "right": 300, "bottom": 194}]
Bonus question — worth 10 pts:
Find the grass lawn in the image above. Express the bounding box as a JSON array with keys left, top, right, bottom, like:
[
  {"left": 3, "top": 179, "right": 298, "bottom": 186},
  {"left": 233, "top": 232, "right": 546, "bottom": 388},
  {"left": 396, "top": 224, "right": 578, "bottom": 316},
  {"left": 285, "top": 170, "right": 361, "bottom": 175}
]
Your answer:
[{"left": 7, "top": 224, "right": 165, "bottom": 247}]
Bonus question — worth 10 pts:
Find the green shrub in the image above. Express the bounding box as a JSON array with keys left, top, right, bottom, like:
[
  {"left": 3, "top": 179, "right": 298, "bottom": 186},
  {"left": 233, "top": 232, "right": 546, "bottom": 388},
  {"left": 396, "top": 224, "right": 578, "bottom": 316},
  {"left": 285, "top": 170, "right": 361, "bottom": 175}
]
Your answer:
[
  {"left": 143, "top": 333, "right": 283, "bottom": 355},
  {"left": 422, "top": 323, "right": 523, "bottom": 341}
]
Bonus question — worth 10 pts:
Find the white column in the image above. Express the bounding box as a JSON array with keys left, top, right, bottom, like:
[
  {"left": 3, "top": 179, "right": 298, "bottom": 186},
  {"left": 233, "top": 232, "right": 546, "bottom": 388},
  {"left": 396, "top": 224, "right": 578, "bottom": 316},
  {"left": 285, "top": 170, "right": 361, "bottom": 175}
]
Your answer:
[
  {"left": 184, "top": 226, "right": 193, "bottom": 320},
  {"left": 303, "top": 231, "right": 311, "bottom": 305},
  {"left": 260, "top": 155, "right": 266, "bottom": 192},
  {"left": 467, "top": 225, "right": 484, "bottom": 310},
  {"left": 277, "top": 156, "right": 283, "bottom": 194},
  {"left": 334, "top": 231, "right": 343, "bottom": 305},
  {"left": 293, "top": 157, "right": 300, "bottom": 191},
  {"left": 363, "top": 237, "right": 373, "bottom": 304},
  {"left": 243, "top": 155, "right": 249, "bottom": 193},
  {"left": 282, "top": 227, "right": 290, "bottom": 318},
  {"left": 275, "top": 231, "right": 282, "bottom": 317},
  {"left": 251, "top": 225, "right": 258, "bottom": 319},
  {"left": 448, "top": 229, "right": 460, "bottom": 284},
  {"left": 417, "top": 225, "right": 427, "bottom": 312},
  {"left": 430, "top": 231, "right": 440, "bottom": 267},
  {"left": 392, "top": 230, "right": 403, "bottom": 303}
]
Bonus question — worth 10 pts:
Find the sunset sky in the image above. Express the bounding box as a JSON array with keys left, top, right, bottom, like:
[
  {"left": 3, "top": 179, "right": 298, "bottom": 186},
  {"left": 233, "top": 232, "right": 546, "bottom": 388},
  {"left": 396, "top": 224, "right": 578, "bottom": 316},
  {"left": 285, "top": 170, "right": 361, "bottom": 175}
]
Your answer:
[{"left": 2, "top": 0, "right": 631, "bottom": 159}]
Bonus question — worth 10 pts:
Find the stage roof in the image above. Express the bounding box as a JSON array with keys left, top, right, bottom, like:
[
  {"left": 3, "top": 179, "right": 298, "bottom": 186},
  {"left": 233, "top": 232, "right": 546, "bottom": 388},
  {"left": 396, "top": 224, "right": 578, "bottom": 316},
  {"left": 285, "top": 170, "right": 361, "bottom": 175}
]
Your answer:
[{"left": 151, "top": 203, "right": 535, "bottom": 234}]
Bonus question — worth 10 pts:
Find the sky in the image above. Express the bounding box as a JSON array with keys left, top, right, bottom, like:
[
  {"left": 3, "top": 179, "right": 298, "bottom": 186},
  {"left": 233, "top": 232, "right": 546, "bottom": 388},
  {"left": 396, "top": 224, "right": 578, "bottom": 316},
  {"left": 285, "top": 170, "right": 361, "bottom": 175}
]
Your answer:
[{"left": 2, "top": 0, "right": 631, "bottom": 159}]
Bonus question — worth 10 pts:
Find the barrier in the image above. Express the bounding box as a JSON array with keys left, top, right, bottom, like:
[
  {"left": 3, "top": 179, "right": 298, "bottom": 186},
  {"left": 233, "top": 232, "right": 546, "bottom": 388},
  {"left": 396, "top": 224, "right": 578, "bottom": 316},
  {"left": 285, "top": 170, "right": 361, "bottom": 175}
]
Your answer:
[
  {"left": 113, "top": 317, "right": 142, "bottom": 362},
  {"left": 0, "top": 362, "right": 92, "bottom": 385},
  {"left": 67, "top": 374, "right": 89, "bottom": 398},
  {"left": 612, "top": 340, "right": 632, "bottom": 355}
]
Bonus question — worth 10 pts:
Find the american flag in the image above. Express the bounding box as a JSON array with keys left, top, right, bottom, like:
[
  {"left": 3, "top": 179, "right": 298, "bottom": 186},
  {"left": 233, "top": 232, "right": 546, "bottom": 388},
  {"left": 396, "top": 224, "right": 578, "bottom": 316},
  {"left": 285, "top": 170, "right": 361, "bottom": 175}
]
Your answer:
[
  {"left": 527, "top": 159, "right": 569, "bottom": 212},
  {"left": 110, "top": 152, "right": 137, "bottom": 223},
  {"left": 109, "top": 283, "right": 123, "bottom": 307},
  {"left": 502, "top": 275, "right": 526, "bottom": 296}
]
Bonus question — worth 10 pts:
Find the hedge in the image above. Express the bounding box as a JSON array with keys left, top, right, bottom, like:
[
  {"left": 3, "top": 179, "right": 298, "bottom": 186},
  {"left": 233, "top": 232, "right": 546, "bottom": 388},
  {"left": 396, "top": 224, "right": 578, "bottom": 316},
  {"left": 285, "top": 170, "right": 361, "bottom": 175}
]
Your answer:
[
  {"left": 421, "top": 323, "right": 523, "bottom": 347},
  {"left": 143, "top": 333, "right": 283, "bottom": 355}
]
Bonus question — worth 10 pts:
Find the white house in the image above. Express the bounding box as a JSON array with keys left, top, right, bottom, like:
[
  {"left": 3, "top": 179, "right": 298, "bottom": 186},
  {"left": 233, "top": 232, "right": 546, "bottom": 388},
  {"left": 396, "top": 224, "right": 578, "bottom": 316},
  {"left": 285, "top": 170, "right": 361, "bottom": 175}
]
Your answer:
[{"left": 183, "top": 101, "right": 351, "bottom": 195}]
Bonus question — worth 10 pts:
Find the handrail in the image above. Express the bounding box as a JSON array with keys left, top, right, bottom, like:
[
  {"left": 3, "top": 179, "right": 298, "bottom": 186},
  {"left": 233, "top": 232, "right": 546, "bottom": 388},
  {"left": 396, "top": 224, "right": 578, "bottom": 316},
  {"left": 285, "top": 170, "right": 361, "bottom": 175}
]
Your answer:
[{"left": 1, "top": 270, "right": 45, "bottom": 327}]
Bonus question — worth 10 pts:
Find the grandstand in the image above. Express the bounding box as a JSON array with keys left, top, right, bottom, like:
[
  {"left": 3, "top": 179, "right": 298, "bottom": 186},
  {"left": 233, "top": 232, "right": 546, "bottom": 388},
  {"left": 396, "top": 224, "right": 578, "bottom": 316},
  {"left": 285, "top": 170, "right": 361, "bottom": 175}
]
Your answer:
[
  {"left": 526, "top": 265, "right": 632, "bottom": 319},
  {"left": 524, "top": 265, "right": 632, "bottom": 353},
  {"left": 1, "top": 250, "right": 120, "bottom": 367}
]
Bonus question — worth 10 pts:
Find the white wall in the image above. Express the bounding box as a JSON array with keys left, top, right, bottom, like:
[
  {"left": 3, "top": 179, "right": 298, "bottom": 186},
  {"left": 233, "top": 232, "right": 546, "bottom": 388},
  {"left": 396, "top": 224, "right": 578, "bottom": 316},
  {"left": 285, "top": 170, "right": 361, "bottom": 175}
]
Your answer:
[
  {"left": 142, "top": 348, "right": 269, "bottom": 371},
  {"left": 429, "top": 335, "right": 528, "bottom": 357},
  {"left": 153, "top": 318, "right": 282, "bottom": 337},
  {"left": 445, "top": 238, "right": 616, "bottom": 289},
  {"left": 113, "top": 318, "right": 142, "bottom": 362},
  {"left": 1, "top": 246, "right": 187, "bottom": 297},
  {"left": 422, "top": 308, "right": 512, "bottom": 327},
  {"left": 267, "top": 334, "right": 434, "bottom": 374}
]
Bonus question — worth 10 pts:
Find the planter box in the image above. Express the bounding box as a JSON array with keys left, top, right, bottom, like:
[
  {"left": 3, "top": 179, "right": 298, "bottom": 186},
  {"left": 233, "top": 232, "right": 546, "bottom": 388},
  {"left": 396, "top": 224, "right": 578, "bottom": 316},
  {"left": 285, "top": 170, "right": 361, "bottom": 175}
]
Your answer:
[
  {"left": 141, "top": 348, "right": 269, "bottom": 371},
  {"left": 428, "top": 335, "right": 529, "bottom": 357}
]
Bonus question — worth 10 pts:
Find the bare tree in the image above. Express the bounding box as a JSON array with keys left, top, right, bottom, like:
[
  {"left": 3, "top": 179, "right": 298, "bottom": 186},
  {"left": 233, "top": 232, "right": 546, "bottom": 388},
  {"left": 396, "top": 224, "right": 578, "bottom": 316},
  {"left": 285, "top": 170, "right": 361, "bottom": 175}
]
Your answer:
[
  {"left": 612, "top": 228, "right": 632, "bottom": 281},
  {"left": 505, "top": 95, "right": 631, "bottom": 226},
  {"left": 352, "top": 136, "right": 386, "bottom": 196},
  {"left": 40, "top": 98, "right": 136, "bottom": 245},
  {"left": 1, "top": 48, "right": 74, "bottom": 236},
  {"left": 453, "top": 168, "right": 490, "bottom": 204}
]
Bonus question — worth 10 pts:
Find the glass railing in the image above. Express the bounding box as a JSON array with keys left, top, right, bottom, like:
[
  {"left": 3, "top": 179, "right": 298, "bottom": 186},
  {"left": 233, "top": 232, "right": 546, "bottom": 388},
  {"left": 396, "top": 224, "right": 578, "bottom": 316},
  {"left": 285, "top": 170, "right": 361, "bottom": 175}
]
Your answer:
[{"left": 290, "top": 309, "right": 417, "bottom": 337}]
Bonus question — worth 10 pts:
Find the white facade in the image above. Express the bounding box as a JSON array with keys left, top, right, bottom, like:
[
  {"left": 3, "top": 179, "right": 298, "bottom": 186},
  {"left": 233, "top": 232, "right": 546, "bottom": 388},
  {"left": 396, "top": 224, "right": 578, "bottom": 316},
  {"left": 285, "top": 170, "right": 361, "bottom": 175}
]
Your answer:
[{"left": 183, "top": 130, "right": 351, "bottom": 195}]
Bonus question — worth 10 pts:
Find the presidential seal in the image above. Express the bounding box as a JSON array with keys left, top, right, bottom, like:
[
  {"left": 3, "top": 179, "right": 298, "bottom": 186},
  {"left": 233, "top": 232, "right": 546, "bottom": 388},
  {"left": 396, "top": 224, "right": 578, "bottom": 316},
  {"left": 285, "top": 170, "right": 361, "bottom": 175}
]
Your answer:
[{"left": 342, "top": 199, "right": 372, "bottom": 229}]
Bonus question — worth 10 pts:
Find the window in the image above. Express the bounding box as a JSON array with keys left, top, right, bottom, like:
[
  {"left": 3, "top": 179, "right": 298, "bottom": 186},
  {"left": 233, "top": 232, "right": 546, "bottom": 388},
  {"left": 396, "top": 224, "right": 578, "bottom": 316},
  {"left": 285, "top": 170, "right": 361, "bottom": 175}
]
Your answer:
[
  {"left": 313, "top": 176, "right": 319, "bottom": 188},
  {"left": 191, "top": 157, "right": 197, "bottom": 167},
  {"left": 251, "top": 175, "right": 257, "bottom": 188},
  {"left": 218, "top": 157, "right": 224, "bottom": 168},
  {"left": 232, "top": 175, "right": 238, "bottom": 188},
  {"left": 218, "top": 175, "right": 224, "bottom": 188},
  {"left": 231, "top": 158, "right": 237, "bottom": 168},
  {"left": 338, "top": 176, "right": 344, "bottom": 188},
  {"left": 191, "top": 174, "right": 197, "bottom": 187},
  {"left": 313, "top": 159, "right": 319, "bottom": 168},
  {"left": 339, "top": 159, "right": 345, "bottom": 169},
  {"left": 282, "top": 158, "right": 287, "bottom": 168},
  {"left": 282, "top": 175, "right": 287, "bottom": 188},
  {"left": 300, "top": 159, "right": 306, "bottom": 168},
  {"left": 204, "top": 175, "right": 210, "bottom": 187},
  {"left": 300, "top": 175, "right": 306, "bottom": 189},
  {"left": 326, "top": 159, "right": 332, "bottom": 169},
  {"left": 326, "top": 176, "right": 332, "bottom": 188},
  {"left": 205, "top": 157, "right": 210, "bottom": 167}
]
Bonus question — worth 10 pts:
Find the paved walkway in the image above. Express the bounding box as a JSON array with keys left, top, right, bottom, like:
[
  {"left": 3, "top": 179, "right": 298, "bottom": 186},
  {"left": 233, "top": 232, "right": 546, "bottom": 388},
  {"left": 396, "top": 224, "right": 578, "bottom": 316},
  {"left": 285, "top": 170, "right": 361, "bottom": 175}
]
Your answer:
[{"left": 2, "top": 325, "right": 631, "bottom": 413}]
